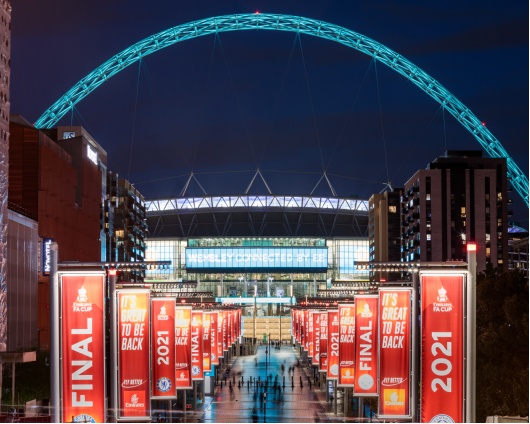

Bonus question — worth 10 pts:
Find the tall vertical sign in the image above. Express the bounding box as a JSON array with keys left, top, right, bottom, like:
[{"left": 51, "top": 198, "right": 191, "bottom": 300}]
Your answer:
[
  {"left": 191, "top": 311, "right": 204, "bottom": 381},
  {"left": 175, "top": 306, "right": 192, "bottom": 389},
  {"left": 217, "top": 311, "right": 224, "bottom": 359},
  {"left": 327, "top": 309, "right": 339, "bottom": 380},
  {"left": 308, "top": 310, "right": 314, "bottom": 359},
  {"left": 319, "top": 311, "right": 328, "bottom": 373},
  {"left": 203, "top": 312, "right": 212, "bottom": 372},
  {"left": 378, "top": 288, "right": 411, "bottom": 419},
  {"left": 354, "top": 295, "right": 378, "bottom": 396},
  {"left": 338, "top": 304, "right": 355, "bottom": 387},
  {"left": 303, "top": 309, "right": 309, "bottom": 352},
  {"left": 117, "top": 290, "right": 150, "bottom": 420},
  {"left": 312, "top": 311, "right": 320, "bottom": 366},
  {"left": 61, "top": 273, "right": 106, "bottom": 423},
  {"left": 151, "top": 298, "right": 176, "bottom": 399},
  {"left": 421, "top": 273, "right": 465, "bottom": 423},
  {"left": 210, "top": 311, "right": 219, "bottom": 366}
]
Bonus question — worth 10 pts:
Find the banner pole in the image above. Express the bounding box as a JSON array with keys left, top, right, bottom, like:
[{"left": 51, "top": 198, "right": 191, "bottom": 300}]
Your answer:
[
  {"left": 466, "top": 245, "right": 477, "bottom": 422},
  {"left": 108, "top": 270, "right": 118, "bottom": 422},
  {"left": 411, "top": 271, "right": 419, "bottom": 422},
  {"left": 49, "top": 243, "right": 60, "bottom": 424}
]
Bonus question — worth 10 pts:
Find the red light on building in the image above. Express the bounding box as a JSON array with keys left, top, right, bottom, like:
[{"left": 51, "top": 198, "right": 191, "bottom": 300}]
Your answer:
[
  {"left": 108, "top": 269, "right": 117, "bottom": 276},
  {"left": 467, "top": 243, "right": 477, "bottom": 252}
]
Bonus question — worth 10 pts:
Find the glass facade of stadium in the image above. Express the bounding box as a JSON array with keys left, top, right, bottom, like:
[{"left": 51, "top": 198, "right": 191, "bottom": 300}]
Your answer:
[{"left": 145, "top": 236, "right": 369, "bottom": 300}]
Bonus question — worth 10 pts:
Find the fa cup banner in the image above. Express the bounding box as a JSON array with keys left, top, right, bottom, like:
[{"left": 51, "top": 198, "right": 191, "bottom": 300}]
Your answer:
[
  {"left": 210, "top": 311, "right": 219, "bottom": 366},
  {"left": 60, "top": 273, "right": 106, "bottom": 423},
  {"left": 420, "top": 273, "right": 465, "bottom": 423},
  {"left": 319, "top": 311, "right": 328, "bottom": 372},
  {"left": 327, "top": 310, "right": 339, "bottom": 380},
  {"left": 117, "top": 290, "right": 150, "bottom": 420},
  {"left": 151, "top": 298, "right": 176, "bottom": 399},
  {"left": 354, "top": 295, "right": 378, "bottom": 396},
  {"left": 175, "top": 306, "right": 192, "bottom": 389},
  {"left": 203, "top": 312, "right": 212, "bottom": 372},
  {"left": 378, "top": 288, "right": 411, "bottom": 419},
  {"left": 312, "top": 311, "right": 320, "bottom": 366},
  {"left": 191, "top": 311, "right": 204, "bottom": 381},
  {"left": 338, "top": 304, "right": 355, "bottom": 387}
]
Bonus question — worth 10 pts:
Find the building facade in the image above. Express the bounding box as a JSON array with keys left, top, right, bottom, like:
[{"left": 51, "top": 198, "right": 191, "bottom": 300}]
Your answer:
[
  {"left": 9, "top": 118, "right": 107, "bottom": 349},
  {"left": 368, "top": 189, "right": 402, "bottom": 282},
  {"left": 401, "top": 150, "right": 509, "bottom": 272},
  {"left": 0, "top": 0, "right": 11, "bottom": 353},
  {"left": 106, "top": 172, "right": 148, "bottom": 282}
]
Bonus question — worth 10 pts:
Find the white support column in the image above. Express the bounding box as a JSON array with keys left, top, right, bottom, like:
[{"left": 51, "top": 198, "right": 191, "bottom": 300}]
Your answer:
[{"left": 466, "top": 245, "right": 477, "bottom": 423}]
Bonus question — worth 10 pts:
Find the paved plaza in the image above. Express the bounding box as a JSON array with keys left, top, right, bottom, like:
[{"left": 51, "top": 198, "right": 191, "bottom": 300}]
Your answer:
[{"left": 168, "top": 344, "right": 370, "bottom": 423}]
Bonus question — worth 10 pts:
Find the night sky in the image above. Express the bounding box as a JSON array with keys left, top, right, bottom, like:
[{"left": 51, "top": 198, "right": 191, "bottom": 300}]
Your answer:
[{"left": 9, "top": 1, "right": 529, "bottom": 226}]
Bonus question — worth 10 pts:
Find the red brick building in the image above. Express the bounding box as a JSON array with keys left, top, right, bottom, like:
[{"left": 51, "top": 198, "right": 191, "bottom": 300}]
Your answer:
[{"left": 9, "top": 116, "right": 107, "bottom": 349}]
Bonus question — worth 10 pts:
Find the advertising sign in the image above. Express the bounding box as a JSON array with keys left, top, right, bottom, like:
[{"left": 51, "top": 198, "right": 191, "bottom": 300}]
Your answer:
[
  {"left": 319, "top": 311, "right": 328, "bottom": 372},
  {"left": 378, "top": 288, "right": 411, "bottom": 418},
  {"left": 41, "top": 238, "right": 53, "bottom": 276},
  {"left": 117, "top": 290, "right": 150, "bottom": 419},
  {"left": 203, "top": 312, "right": 212, "bottom": 372},
  {"left": 185, "top": 247, "right": 328, "bottom": 271},
  {"left": 308, "top": 310, "right": 314, "bottom": 359},
  {"left": 354, "top": 295, "right": 378, "bottom": 396},
  {"left": 304, "top": 309, "right": 309, "bottom": 352},
  {"left": 327, "top": 310, "right": 339, "bottom": 380},
  {"left": 210, "top": 312, "right": 219, "bottom": 365},
  {"left": 312, "top": 311, "right": 320, "bottom": 366},
  {"left": 151, "top": 298, "right": 176, "bottom": 399},
  {"left": 175, "top": 306, "right": 192, "bottom": 389},
  {"left": 60, "top": 273, "right": 106, "bottom": 423},
  {"left": 217, "top": 311, "right": 224, "bottom": 359},
  {"left": 421, "top": 273, "right": 465, "bottom": 423},
  {"left": 338, "top": 304, "right": 355, "bottom": 387},
  {"left": 191, "top": 311, "right": 204, "bottom": 381}
]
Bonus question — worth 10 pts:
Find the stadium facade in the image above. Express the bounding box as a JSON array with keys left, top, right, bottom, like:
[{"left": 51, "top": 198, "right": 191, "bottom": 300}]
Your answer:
[{"left": 144, "top": 194, "right": 372, "bottom": 302}]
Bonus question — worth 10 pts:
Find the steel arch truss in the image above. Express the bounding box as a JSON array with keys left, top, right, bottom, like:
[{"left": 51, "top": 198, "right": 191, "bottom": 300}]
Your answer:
[{"left": 34, "top": 13, "right": 529, "bottom": 206}]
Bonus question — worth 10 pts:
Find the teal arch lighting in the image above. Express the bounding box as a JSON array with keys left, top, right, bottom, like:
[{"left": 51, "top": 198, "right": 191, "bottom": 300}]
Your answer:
[{"left": 33, "top": 13, "right": 529, "bottom": 206}]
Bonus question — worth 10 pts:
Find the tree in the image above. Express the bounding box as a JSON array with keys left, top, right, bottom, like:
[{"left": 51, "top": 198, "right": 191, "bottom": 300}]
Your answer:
[{"left": 476, "top": 266, "right": 529, "bottom": 422}]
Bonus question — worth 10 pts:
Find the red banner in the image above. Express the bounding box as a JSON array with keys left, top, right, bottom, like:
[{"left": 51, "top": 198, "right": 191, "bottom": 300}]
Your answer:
[
  {"left": 354, "top": 295, "right": 378, "bottom": 396},
  {"left": 319, "top": 311, "right": 328, "bottom": 372},
  {"left": 421, "top": 274, "right": 465, "bottom": 423},
  {"left": 175, "top": 306, "right": 192, "bottom": 389},
  {"left": 210, "top": 312, "right": 218, "bottom": 365},
  {"left": 117, "top": 290, "right": 150, "bottom": 419},
  {"left": 303, "top": 309, "right": 309, "bottom": 352},
  {"left": 293, "top": 309, "right": 297, "bottom": 343},
  {"left": 378, "top": 288, "right": 411, "bottom": 418},
  {"left": 338, "top": 304, "right": 355, "bottom": 387},
  {"left": 312, "top": 311, "right": 320, "bottom": 366},
  {"left": 222, "top": 310, "right": 228, "bottom": 353},
  {"left": 203, "top": 312, "right": 212, "bottom": 372},
  {"left": 61, "top": 273, "right": 106, "bottom": 423},
  {"left": 327, "top": 310, "right": 339, "bottom": 380},
  {"left": 308, "top": 310, "right": 314, "bottom": 359},
  {"left": 151, "top": 298, "right": 176, "bottom": 399},
  {"left": 227, "top": 310, "right": 233, "bottom": 348},
  {"left": 191, "top": 311, "right": 204, "bottom": 380},
  {"left": 217, "top": 311, "right": 224, "bottom": 359}
]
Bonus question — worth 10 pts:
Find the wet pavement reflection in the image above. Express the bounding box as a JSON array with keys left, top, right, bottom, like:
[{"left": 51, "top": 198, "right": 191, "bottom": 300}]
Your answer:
[{"left": 200, "top": 345, "right": 327, "bottom": 423}]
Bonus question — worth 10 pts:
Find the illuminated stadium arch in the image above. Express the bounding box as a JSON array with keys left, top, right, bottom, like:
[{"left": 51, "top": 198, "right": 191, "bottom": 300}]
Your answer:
[{"left": 33, "top": 13, "right": 528, "bottom": 206}]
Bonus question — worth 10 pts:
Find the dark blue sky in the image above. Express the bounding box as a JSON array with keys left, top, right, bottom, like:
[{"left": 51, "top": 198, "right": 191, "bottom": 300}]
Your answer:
[{"left": 10, "top": 1, "right": 529, "bottom": 225}]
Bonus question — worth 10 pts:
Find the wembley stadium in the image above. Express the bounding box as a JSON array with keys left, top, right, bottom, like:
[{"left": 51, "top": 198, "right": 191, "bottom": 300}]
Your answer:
[{"left": 144, "top": 193, "right": 372, "bottom": 305}]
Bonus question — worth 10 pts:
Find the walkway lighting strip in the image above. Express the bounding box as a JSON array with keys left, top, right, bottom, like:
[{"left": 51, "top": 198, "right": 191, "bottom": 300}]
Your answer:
[{"left": 146, "top": 195, "right": 369, "bottom": 214}]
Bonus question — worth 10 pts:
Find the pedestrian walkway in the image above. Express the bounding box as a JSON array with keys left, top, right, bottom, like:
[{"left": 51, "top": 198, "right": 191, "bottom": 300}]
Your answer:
[{"left": 196, "top": 344, "right": 330, "bottom": 423}]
